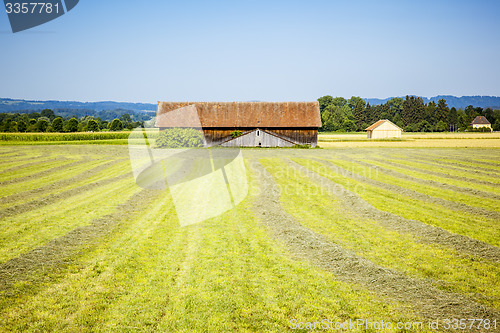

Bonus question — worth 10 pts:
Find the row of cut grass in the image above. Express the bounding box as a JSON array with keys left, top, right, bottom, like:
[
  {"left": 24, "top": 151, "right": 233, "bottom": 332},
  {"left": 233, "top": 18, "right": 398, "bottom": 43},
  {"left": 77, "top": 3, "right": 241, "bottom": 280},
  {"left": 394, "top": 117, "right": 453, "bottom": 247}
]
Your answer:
[
  {"left": 0, "top": 177, "right": 140, "bottom": 263},
  {"left": 360, "top": 157, "right": 499, "bottom": 195},
  {"left": 0, "top": 158, "right": 79, "bottom": 182},
  {"left": 331, "top": 157, "right": 500, "bottom": 213},
  {"left": 293, "top": 158, "right": 500, "bottom": 247},
  {"left": 260, "top": 158, "right": 500, "bottom": 309},
  {"left": 0, "top": 159, "right": 112, "bottom": 200},
  {"left": 379, "top": 156, "right": 500, "bottom": 184}
]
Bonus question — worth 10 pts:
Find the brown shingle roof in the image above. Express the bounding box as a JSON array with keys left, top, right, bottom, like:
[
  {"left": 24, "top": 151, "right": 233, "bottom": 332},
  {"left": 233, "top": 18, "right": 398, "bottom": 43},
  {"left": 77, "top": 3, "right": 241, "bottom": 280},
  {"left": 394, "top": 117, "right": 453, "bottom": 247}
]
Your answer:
[
  {"left": 365, "top": 119, "right": 403, "bottom": 131},
  {"left": 155, "top": 102, "right": 321, "bottom": 128},
  {"left": 471, "top": 116, "right": 491, "bottom": 125}
]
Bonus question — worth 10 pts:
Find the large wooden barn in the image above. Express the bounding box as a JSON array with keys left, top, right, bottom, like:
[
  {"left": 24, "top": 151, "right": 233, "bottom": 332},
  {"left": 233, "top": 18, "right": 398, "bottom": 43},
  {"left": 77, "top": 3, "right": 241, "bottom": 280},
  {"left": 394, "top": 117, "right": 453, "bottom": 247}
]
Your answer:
[{"left": 155, "top": 102, "right": 321, "bottom": 147}]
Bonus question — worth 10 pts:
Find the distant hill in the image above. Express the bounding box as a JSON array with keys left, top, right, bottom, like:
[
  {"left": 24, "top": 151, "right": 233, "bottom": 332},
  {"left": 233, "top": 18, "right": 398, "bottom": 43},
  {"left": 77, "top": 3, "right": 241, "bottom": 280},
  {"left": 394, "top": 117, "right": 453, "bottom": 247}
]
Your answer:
[
  {"left": 364, "top": 95, "right": 500, "bottom": 109},
  {"left": 0, "top": 98, "right": 156, "bottom": 121},
  {"left": 0, "top": 98, "right": 156, "bottom": 113}
]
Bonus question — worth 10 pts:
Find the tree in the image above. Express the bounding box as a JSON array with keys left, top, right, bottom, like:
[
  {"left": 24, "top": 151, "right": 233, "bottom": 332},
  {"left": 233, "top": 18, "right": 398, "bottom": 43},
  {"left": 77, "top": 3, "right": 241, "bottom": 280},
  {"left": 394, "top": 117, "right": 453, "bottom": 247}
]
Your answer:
[
  {"left": 417, "top": 120, "right": 433, "bottom": 132},
  {"left": 402, "top": 96, "right": 425, "bottom": 126},
  {"left": 348, "top": 96, "right": 365, "bottom": 111},
  {"left": 353, "top": 100, "right": 366, "bottom": 130},
  {"left": 435, "top": 120, "right": 447, "bottom": 132},
  {"left": 120, "top": 113, "right": 132, "bottom": 123},
  {"left": 317, "top": 95, "right": 334, "bottom": 112},
  {"left": 435, "top": 99, "right": 449, "bottom": 123},
  {"left": 35, "top": 119, "right": 49, "bottom": 132},
  {"left": 66, "top": 118, "right": 79, "bottom": 132},
  {"left": 342, "top": 119, "right": 357, "bottom": 132},
  {"left": 110, "top": 119, "right": 123, "bottom": 131},
  {"left": 424, "top": 101, "right": 436, "bottom": 124},
  {"left": 387, "top": 97, "right": 403, "bottom": 117},
  {"left": 448, "top": 107, "right": 458, "bottom": 127},
  {"left": 52, "top": 117, "right": 63, "bottom": 132},
  {"left": 87, "top": 119, "right": 99, "bottom": 132},
  {"left": 17, "top": 120, "right": 27, "bottom": 133},
  {"left": 41, "top": 109, "right": 56, "bottom": 120}
]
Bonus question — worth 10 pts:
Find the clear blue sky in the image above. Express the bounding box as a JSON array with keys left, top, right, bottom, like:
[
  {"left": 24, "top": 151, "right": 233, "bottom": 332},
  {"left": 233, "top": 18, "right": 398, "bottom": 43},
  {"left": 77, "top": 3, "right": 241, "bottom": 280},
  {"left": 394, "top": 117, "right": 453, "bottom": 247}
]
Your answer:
[{"left": 1, "top": 0, "right": 499, "bottom": 103}]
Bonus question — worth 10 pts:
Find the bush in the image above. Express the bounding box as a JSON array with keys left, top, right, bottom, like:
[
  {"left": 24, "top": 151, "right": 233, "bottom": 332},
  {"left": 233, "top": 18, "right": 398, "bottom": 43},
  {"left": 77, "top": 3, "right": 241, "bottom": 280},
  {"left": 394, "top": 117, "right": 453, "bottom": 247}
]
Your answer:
[
  {"left": 493, "top": 121, "right": 500, "bottom": 131},
  {"left": 231, "top": 130, "right": 243, "bottom": 138},
  {"left": 110, "top": 119, "right": 123, "bottom": 131},
  {"left": 66, "top": 118, "right": 79, "bottom": 132},
  {"left": 87, "top": 119, "right": 99, "bottom": 132},
  {"left": 36, "top": 119, "right": 49, "bottom": 132},
  {"left": 52, "top": 117, "right": 63, "bottom": 132},
  {"left": 404, "top": 124, "right": 417, "bottom": 132},
  {"left": 435, "top": 121, "right": 447, "bottom": 132},
  {"left": 155, "top": 128, "right": 205, "bottom": 148}
]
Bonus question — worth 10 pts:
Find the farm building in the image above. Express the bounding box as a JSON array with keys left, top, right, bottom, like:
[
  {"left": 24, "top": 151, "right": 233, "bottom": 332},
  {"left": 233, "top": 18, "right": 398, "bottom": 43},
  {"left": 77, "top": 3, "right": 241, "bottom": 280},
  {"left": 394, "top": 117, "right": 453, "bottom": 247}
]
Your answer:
[
  {"left": 155, "top": 102, "right": 322, "bottom": 147},
  {"left": 471, "top": 116, "right": 492, "bottom": 131},
  {"left": 365, "top": 119, "right": 403, "bottom": 139}
]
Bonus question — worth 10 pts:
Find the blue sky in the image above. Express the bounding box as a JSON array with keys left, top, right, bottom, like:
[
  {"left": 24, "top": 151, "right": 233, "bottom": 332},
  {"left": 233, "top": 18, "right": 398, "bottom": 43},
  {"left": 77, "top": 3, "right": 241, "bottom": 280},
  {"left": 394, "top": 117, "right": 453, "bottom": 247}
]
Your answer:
[{"left": 1, "top": 0, "right": 499, "bottom": 103}]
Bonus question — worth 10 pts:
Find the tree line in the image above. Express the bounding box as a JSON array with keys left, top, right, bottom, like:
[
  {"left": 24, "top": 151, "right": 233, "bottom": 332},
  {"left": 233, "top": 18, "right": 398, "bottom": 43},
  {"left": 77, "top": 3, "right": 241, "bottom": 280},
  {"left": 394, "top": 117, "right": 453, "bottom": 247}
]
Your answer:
[
  {"left": 0, "top": 109, "right": 144, "bottom": 133},
  {"left": 318, "top": 95, "right": 500, "bottom": 132}
]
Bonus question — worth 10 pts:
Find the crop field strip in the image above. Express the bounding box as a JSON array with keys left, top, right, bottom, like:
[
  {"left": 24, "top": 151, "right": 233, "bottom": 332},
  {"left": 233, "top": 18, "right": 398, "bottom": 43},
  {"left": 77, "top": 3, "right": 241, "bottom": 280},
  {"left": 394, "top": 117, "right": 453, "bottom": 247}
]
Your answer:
[{"left": 0, "top": 148, "right": 421, "bottom": 332}]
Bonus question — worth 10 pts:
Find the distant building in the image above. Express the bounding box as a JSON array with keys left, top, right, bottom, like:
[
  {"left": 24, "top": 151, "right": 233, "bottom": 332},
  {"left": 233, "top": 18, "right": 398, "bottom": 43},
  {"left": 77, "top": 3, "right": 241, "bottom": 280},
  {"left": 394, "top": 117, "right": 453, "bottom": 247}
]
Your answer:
[
  {"left": 156, "top": 102, "right": 322, "bottom": 147},
  {"left": 365, "top": 119, "right": 403, "bottom": 139},
  {"left": 471, "top": 116, "right": 492, "bottom": 131}
]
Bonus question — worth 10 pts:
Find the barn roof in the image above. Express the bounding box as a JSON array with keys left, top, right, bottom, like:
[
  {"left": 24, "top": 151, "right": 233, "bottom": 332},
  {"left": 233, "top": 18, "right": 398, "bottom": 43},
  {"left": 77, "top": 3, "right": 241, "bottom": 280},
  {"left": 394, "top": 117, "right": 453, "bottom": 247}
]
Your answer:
[
  {"left": 155, "top": 102, "right": 321, "bottom": 128},
  {"left": 365, "top": 119, "right": 403, "bottom": 131},
  {"left": 471, "top": 116, "right": 491, "bottom": 125}
]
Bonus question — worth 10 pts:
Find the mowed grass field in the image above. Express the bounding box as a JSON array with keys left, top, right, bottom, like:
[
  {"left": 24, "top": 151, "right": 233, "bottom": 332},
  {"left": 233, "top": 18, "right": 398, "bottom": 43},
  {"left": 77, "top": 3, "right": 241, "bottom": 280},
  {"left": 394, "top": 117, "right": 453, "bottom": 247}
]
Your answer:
[{"left": 0, "top": 142, "right": 499, "bottom": 332}]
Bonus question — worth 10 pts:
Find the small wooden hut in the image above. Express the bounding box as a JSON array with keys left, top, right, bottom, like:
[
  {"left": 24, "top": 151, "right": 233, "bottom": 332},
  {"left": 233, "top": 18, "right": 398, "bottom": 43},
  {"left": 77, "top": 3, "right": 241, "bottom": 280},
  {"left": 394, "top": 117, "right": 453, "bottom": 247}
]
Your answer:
[{"left": 365, "top": 119, "right": 403, "bottom": 139}]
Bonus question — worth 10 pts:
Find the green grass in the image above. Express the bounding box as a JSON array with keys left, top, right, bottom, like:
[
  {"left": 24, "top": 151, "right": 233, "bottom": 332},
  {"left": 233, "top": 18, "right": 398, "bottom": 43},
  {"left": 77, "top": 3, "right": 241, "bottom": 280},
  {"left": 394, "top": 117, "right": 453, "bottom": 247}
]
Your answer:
[
  {"left": 0, "top": 150, "right": 417, "bottom": 332},
  {"left": 260, "top": 158, "right": 500, "bottom": 310},
  {"left": 328, "top": 157, "right": 500, "bottom": 213},
  {"left": 1, "top": 145, "right": 499, "bottom": 331},
  {"left": 292, "top": 158, "right": 499, "bottom": 247}
]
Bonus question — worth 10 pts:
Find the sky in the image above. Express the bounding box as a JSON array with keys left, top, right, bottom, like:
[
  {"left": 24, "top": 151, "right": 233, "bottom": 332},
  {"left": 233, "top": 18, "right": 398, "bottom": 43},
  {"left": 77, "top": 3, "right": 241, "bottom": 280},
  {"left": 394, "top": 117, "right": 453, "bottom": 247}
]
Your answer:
[{"left": 1, "top": 0, "right": 499, "bottom": 103}]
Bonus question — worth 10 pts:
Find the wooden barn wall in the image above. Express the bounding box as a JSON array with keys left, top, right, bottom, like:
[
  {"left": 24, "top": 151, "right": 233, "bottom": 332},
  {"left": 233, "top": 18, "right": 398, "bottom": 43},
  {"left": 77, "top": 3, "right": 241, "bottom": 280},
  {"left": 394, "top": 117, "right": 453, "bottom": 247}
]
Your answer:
[{"left": 202, "top": 128, "right": 318, "bottom": 145}]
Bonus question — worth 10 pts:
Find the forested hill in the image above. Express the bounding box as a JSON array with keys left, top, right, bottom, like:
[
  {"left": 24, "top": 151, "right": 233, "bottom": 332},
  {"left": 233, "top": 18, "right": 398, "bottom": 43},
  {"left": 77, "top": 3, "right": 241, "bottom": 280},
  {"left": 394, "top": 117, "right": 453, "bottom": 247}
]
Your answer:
[
  {"left": 365, "top": 95, "right": 500, "bottom": 109},
  {"left": 0, "top": 98, "right": 156, "bottom": 113}
]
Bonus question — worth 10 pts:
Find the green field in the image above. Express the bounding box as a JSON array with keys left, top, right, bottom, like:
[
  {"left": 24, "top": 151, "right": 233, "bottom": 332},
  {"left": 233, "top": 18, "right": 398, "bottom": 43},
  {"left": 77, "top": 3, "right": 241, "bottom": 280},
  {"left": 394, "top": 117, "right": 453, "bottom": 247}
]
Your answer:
[{"left": 0, "top": 144, "right": 499, "bottom": 332}]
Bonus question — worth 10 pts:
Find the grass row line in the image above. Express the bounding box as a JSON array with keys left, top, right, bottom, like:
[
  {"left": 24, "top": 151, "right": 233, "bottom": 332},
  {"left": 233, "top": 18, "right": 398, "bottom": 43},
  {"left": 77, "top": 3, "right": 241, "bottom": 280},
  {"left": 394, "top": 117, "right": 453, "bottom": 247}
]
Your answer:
[
  {"left": 331, "top": 156, "right": 500, "bottom": 213},
  {"left": 260, "top": 158, "right": 500, "bottom": 310},
  {"left": 293, "top": 158, "right": 499, "bottom": 247}
]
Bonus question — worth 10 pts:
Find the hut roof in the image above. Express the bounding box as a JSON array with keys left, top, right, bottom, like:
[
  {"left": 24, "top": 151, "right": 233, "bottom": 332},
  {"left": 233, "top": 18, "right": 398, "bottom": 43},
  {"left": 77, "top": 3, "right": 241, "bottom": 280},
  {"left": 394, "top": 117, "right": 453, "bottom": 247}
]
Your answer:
[
  {"left": 471, "top": 116, "right": 491, "bottom": 125},
  {"left": 155, "top": 102, "right": 321, "bottom": 128},
  {"left": 365, "top": 119, "right": 403, "bottom": 131}
]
